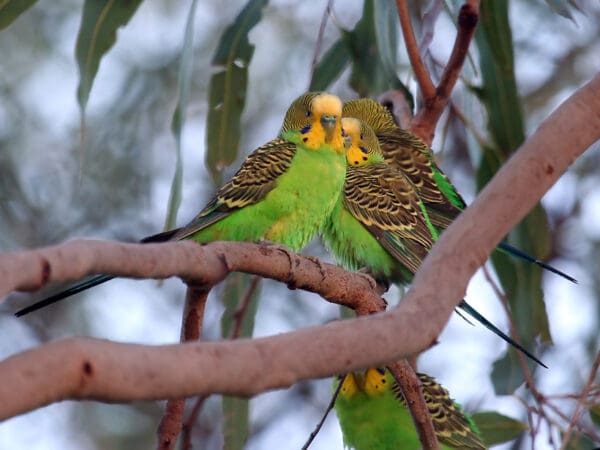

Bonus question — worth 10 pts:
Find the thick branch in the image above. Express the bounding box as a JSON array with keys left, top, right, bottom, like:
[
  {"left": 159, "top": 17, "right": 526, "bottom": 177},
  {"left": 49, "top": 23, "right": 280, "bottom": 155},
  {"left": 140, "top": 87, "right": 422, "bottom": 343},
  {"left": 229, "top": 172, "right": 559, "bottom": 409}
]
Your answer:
[
  {"left": 0, "top": 73, "right": 599, "bottom": 421},
  {"left": 2, "top": 240, "right": 385, "bottom": 316}
]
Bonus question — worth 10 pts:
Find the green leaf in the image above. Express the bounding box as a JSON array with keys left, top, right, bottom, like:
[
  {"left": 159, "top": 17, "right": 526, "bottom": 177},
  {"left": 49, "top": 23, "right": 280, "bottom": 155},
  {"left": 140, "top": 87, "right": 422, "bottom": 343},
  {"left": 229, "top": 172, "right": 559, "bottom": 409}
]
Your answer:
[
  {"left": 75, "top": 0, "right": 143, "bottom": 113},
  {"left": 309, "top": 37, "right": 351, "bottom": 92},
  {"left": 562, "top": 430, "right": 598, "bottom": 450},
  {"left": 220, "top": 273, "right": 261, "bottom": 450},
  {"left": 589, "top": 404, "right": 600, "bottom": 428},
  {"left": 346, "top": 0, "right": 405, "bottom": 98},
  {"left": 471, "top": 411, "right": 528, "bottom": 446},
  {"left": 0, "top": 0, "right": 38, "bottom": 30},
  {"left": 205, "top": 0, "right": 268, "bottom": 185},
  {"left": 476, "top": 0, "right": 553, "bottom": 393},
  {"left": 372, "top": 0, "right": 399, "bottom": 77},
  {"left": 164, "top": 0, "right": 198, "bottom": 231}
]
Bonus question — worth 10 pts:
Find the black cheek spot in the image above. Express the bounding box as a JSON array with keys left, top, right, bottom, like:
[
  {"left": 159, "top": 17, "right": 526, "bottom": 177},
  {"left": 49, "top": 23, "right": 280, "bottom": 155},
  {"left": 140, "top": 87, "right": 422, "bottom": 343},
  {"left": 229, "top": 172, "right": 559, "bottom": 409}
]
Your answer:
[
  {"left": 303, "top": 137, "right": 308, "bottom": 142},
  {"left": 362, "top": 156, "right": 368, "bottom": 161},
  {"left": 353, "top": 160, "right": 359, "bottom": 165}
]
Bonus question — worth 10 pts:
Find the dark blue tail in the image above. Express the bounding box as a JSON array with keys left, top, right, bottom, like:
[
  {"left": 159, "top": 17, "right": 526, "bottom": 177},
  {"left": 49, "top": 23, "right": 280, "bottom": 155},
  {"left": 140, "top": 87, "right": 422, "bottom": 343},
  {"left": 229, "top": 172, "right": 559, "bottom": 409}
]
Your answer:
[
  {"left": 498, "top": 242, "right": 576, "bottom": 284},
  {"left": 458, "top": 300, "right": 547, "bottom": 368},
  {"left": 15, "top": 274, "right": 115, "bottom": 317}
]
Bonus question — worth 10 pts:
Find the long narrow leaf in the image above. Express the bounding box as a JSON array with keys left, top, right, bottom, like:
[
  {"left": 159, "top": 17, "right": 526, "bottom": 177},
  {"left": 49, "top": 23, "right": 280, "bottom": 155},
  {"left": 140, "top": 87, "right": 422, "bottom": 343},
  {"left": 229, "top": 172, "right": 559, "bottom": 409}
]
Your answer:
[
  {"left": 164, "top": 0, "right": 198, "bottom": 231},
  {"left": 0, "top": 0, "right": 38, "bottom": 30},
  {"left": 205, "top": 0, "right": 268, "bottom": 185},
  {"left": 475, "top": 0, "right": 553, "bottom": 394},
  {"left": 309, "top": 37, "right": 351, "bottom": 91},
  {"left": 75, "top": 0, "right": 142, "bottom": 113}
]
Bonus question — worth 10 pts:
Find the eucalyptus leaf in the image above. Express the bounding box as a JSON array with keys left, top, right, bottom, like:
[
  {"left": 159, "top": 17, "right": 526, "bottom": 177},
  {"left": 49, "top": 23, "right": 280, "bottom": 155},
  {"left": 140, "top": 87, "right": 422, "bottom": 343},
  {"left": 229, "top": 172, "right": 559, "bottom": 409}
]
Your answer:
[
  {"left": 205, "top": 0, "right": 268, "bottom": 184},
  {"left": 75, "top": 0, "right": 143, "bottom": 113},
  {"left": 164, "top": 0, "right": 198, "bottom": 231},
  {"left": 471, "top": 411, "right": 528, "bottom": 446},
  {"left": 476, "top": 0, "right": 553, "bottom": 393},
  {"left": 0, "top": 0, "right": 38, "bottom": 30}
]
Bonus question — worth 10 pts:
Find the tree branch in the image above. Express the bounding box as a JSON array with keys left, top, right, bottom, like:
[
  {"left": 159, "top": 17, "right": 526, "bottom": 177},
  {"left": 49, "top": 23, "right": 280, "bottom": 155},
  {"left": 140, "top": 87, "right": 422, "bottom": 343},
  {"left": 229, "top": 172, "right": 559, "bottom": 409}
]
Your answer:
[
  {"left": 396, "top": 0, "right": 480, "bottom": 144},
  {"left": 0, "top": 73, "right": 599, "bottom": 422},
  {"left": 158, "top": 286, "right": 209, "bottom": 450},
  {"left": 395, "top": 0, "right": 436, "bottom": 99}
]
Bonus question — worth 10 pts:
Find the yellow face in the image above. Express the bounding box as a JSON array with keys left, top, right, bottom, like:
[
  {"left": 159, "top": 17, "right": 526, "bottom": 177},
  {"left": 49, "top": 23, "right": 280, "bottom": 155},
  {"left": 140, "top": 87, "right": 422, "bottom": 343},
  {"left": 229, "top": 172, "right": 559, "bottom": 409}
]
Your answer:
[
  {"left": 339, "top": 372, "right": 361, "bottom": 399},
  {"left": 363, "top": 367, "right": 389, "bottom": 396},
  {"left": 281, "top": 92, "right": 345, "bottom": 153},
  {"left": 342, "top": 117, "right": 382, "bottom": 166}
]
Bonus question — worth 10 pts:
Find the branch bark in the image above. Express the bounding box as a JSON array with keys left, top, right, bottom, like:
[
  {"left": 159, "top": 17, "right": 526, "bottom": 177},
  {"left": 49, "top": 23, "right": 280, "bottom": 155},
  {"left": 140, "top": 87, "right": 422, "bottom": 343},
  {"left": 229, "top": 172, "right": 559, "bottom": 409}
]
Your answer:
[
  {"left": 1, "top": 73, "right": 599, "bottom": 422},
  {"left": 395, "top": 0, "right": 481, "bottom": 144}
]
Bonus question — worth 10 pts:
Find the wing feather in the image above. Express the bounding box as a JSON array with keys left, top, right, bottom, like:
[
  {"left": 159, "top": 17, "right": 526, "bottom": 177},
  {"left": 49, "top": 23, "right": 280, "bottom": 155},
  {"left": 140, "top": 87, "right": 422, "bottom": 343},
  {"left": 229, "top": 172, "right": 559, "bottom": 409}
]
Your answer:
[
  {"left": 343, "top": 162, "right": 434, "bottom": 275},
  {"left": 173, "top": 139, "right": 297, "bottom": 240}
]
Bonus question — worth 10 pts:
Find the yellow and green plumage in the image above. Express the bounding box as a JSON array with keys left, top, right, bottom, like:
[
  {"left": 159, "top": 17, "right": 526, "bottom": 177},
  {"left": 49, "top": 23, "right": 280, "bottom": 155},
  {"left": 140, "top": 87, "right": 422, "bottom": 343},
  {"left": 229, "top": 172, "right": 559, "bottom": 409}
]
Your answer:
[
  {"left": 322, "top": 117, "right": 546, "bottom": 366},
  {"left": 334, "top": 368, "right": 486, "bottom": 450},
  {"left": 16, "top": 92, "right": 347, "bottom": 316},
  {"left": 342, "top": 98, "right": 576, "bottom": 283}
]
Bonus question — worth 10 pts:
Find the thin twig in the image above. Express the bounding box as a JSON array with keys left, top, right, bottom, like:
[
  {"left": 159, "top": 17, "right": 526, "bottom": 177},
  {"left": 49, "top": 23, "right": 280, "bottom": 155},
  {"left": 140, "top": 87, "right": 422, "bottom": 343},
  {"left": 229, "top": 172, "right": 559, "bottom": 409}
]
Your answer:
[
  {"left": 302, "top": 375, "right": 344, "bottom": 450},
  {"left": 181, "top": 396, "right": 207, "bottom": 450},
  {"left": 409, "top": 1, "right": 481, "bottom": 144},
  {"left": 231, "top": 275, "right": 261, "bottom": 339},
  {"left": 560, "top": 351, "right": 600, "bottom": 449}
]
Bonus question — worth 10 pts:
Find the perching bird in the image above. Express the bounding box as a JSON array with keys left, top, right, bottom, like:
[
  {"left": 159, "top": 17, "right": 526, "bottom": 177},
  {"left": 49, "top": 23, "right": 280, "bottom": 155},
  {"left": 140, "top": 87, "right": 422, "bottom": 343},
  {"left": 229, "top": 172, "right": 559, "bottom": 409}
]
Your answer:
[
  {"left": 322, "top": 117, "right": 545, "bottom": 366},
  {"left": 15, "top": 92, "right": 347, "bottom": 317},
  {"left": 342, "top": 98, "right": 576, "bottom": 283},
  {"left": 334, "top": 368, "right": 487, "bottom": 450}
]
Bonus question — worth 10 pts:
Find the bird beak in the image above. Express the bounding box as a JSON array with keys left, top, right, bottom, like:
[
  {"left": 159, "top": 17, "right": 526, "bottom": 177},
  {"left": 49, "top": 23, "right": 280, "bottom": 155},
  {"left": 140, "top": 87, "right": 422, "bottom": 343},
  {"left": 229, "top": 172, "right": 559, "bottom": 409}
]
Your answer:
[
  {"left": 343, "top": 134, "right": 352, "bottom": 149},
  {"left": 320, "top": 114, "right": 338, "bottom": 142}
]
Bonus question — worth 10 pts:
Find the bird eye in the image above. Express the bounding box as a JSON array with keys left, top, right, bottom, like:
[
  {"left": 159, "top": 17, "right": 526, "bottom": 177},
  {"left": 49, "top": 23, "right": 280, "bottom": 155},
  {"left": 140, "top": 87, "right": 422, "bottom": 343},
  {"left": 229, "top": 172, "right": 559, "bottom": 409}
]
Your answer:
[
  {"left": 305, "top": 110, "right": 311, "bottom": 117},
  {"left": 360, "top": 133, "right": 364, "bottom": 140}
]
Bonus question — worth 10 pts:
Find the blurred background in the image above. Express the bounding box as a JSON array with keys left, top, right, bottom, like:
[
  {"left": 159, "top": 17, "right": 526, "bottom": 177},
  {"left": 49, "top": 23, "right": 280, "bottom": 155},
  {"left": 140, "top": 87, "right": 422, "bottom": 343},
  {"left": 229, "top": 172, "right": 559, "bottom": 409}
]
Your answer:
[{"left": 0, "top": 0, "right": 598, "bottom": 449}]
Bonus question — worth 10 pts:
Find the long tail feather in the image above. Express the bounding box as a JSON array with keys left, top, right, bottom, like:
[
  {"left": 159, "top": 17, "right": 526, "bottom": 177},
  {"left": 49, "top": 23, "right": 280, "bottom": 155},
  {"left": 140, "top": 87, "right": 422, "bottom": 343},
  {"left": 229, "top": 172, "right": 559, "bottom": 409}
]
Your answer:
[
  {"left": 458, "top": 300, "right": 547, "bottom": 368},
  {"left": 498, "top": 242, "right": 576, "bottom": 284},
  {"left": 15, "top": 274, "right": 114, "bottom": 317}
]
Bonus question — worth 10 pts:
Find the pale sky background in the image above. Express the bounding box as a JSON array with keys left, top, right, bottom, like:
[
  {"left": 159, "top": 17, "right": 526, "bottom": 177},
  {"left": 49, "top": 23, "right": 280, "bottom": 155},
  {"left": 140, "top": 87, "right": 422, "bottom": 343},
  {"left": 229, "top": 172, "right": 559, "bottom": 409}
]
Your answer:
[{"left": 0, "top": 1, "right": 599, "bottom": 449}]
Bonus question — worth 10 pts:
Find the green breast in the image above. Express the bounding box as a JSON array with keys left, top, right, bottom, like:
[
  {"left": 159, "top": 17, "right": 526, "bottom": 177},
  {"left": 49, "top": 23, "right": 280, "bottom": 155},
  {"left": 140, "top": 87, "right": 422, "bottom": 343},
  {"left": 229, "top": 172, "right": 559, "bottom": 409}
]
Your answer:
[{"left": 334, "top": 374, "right": 423, "bottom": 450}]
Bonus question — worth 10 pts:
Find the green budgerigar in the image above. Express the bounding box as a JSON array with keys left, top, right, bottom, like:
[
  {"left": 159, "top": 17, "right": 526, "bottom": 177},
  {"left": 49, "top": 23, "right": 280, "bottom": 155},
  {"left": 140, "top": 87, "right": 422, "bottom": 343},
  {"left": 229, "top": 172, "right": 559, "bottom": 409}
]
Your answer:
[
  {"left": 334, "top": 368, "right": 486, "bottom": 449},
  {"left": 342, "top": 98, "right": 576, "bottom": 283},
  {"left": 322, "top": 117, "right": 545, "bottom": 366},
  {"left": 16, "top": 92, "right": 347, "bottom": 316}
]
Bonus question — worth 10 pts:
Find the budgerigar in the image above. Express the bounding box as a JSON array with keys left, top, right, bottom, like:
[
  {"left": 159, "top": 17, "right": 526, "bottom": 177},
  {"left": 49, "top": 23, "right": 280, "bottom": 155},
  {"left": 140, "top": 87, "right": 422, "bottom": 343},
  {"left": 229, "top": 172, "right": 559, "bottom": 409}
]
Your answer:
[
  {"left": 342, "top": 98, "right": 575, "bottom": 283},
  {"left": 16, "top": 92, "right": 347, "bottom": 316},
  {"left": 334, "top": 368, "right": 487, "bottom": 449},
  {"left": 322, "top": 117, "right": 545, "bottom": 366}
]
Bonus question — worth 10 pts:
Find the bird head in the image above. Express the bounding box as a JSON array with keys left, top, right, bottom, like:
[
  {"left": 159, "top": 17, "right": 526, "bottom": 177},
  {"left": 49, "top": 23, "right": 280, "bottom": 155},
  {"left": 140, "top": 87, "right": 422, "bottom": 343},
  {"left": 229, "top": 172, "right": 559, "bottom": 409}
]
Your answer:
[
  {"left": 343, "top": 98, "right": 398, "bottom": 134},
  {"left": 280, "top": 92, "right": 344, "bottom": 153},
  {"left": 341, "top": 117, "right": 385, "bottom": 167}
]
